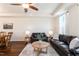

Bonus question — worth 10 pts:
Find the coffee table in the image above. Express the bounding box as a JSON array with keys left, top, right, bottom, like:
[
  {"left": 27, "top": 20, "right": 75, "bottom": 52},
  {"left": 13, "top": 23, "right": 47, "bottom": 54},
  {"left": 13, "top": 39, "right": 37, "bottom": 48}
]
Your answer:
[{"left": 32, "top": 41, "right": 49, "bottom": 56}]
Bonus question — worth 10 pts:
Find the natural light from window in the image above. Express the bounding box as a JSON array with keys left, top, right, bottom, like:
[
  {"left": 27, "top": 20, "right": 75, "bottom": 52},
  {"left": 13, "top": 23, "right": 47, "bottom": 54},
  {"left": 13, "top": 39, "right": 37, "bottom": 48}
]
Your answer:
[{"left": 59, "top": 14, "right": 66, "bottom": 34}]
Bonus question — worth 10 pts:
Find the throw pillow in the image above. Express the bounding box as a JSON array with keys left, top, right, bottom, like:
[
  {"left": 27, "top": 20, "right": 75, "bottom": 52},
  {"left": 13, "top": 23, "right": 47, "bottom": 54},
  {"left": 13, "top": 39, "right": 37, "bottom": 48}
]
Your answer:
[{"left": 69, "top": 38, "right": 79, "bottom": 49}]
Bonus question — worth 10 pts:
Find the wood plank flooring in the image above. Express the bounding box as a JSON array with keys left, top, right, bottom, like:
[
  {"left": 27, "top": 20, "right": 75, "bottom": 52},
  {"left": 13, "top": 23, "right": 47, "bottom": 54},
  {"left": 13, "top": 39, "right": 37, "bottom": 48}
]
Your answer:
[{"left": 0, "top": 41, "right": 26, "bottom": 56}]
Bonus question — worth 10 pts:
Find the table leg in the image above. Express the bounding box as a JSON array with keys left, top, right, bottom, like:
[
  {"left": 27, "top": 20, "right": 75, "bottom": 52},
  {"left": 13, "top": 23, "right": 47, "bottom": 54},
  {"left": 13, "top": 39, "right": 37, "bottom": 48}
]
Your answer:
[
  {"left": 42, "top": 48, "right": 48, "bottom": 53},
  {"left": 35, "top": 48, "right": 42, "bottom": 56},
  {"left": 46, "top": 47, "right": 48, "bottom": 53}
]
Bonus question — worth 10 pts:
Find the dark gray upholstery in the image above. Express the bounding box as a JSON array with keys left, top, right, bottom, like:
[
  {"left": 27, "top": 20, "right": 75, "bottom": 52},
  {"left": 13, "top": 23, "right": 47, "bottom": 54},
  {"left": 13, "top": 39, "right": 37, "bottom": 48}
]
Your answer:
[
  {"left": 31, "top": 33, "right": 48, "bottom": 43},
  {"left": 70, "top": 47, "right": 79, "bottom": 55},
  {"left": 56, "top": 41, "right": 65, "bottom": 45},
  {"left": 75, "top": 48, "right": 79, "bottom": 53},
  {"left": 50, "top": 34, "right": 77, "bottom": 56}
]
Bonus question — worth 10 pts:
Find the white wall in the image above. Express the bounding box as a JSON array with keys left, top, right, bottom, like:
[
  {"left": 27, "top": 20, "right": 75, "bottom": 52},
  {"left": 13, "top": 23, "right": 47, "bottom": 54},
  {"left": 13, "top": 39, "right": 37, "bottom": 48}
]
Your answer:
[
  {"left": 0, "top": 16, "right": 52, "bottom": 41},
  {"left": 66, "top": 4, "right": 79, "bottom": 36},
  {"left": 52, "top": 4, "right": 79, "bottom": 38},
  {"left": 52, "top": 16, "right": 59, "bottom": 39}
]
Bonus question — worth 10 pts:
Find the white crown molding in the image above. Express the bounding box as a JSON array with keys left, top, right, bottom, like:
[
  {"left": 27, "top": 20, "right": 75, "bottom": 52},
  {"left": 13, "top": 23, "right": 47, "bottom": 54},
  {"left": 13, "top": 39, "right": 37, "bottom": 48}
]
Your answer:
[{"left": 0, "top": 13, "right": 53, "bottom": 17}]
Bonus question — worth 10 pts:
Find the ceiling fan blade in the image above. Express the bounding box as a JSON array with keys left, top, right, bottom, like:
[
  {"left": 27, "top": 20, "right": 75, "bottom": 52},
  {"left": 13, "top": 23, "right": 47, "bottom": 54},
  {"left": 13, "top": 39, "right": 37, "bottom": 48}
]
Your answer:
[
  {"left": 29, "top": 5, "right": 38, "bottom": 11},
  {"left": 11, "top": 3, "right": 21, "bottom": 6},
  {"left": 24, "top": 8, "right": 28, "bottom": 12},
  {"left": 29, "top": 3, "right": 32, "bottom": 4}
]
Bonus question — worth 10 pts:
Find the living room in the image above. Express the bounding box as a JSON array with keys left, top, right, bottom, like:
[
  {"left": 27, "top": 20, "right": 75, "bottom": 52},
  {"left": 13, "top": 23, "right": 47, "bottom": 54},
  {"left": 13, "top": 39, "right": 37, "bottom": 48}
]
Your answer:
[{"left": 0, "top": 3, "right": 79, "bottom": 56}]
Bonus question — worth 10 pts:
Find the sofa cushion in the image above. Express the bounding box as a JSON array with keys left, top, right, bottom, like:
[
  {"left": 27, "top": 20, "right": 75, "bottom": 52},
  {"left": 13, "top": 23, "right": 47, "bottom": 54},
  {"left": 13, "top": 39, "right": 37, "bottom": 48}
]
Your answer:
[
  {"left": 59, "top": 34, "right": 65, "bottom": 42},
  {"left": 56, "top": 41, "right": 65, "bottom": 45},
  {"left": 64, "top": 36, "right": 76, "bottom": 45},
  {"left": 60, "top": 44, "right": 68, "bottom": 49},
  {"left": 60, "top": 44, "right": 70, "bottom": 54},
  {"left": 50, "top": 38, "right": 71, "bottom": 55},
  {"left": 41, "top": 33, "right": 46, "bottom": 37},
  {"left": 75, "top": 48, "right": 79, "bottom": 53},
  {"left": 59, "top": 34, "right": 76, "bottom": 45},
  {"left": 32, "top": 33, "right": 37, "bottom": 38},
  {"left": 69, "top": 38, "right": 79, "bottom": 49}
]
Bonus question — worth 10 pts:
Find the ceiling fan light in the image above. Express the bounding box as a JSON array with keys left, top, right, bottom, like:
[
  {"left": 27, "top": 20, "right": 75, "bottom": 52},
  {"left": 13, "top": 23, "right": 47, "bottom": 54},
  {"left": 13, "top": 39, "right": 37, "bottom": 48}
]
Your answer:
[{"left": 22, "top": 4, "right": 29, "bottom": 8}]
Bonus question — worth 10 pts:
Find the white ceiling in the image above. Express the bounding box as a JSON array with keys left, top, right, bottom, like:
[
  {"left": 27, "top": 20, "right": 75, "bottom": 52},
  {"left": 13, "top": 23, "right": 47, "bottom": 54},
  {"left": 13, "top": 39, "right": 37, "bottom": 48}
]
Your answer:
[
  {"left": 0, "top": 3, "right": 74, "bottom": 17},
  {"left": 0, "top": 3, "right": 59, "bottom": 16}
]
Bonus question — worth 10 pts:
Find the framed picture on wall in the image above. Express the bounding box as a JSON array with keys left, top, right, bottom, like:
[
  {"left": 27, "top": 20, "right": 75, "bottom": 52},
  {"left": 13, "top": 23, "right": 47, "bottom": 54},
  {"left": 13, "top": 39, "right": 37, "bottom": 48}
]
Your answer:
[{"left": 3, "top": 23, "right": 13, "bottom": 29}]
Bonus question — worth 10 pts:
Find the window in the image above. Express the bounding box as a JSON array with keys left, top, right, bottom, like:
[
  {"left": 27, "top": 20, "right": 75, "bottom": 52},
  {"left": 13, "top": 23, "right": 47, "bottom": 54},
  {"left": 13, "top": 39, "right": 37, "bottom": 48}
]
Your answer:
[{"left": 59, "top": 14, "right": 66, "bottom": 34}]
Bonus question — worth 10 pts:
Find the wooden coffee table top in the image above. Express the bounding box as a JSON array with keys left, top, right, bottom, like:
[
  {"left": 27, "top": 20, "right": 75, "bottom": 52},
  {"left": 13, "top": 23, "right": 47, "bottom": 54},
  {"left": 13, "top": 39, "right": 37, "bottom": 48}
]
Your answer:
[{"left": 32, "top": 41, "right": 49, "bottom": 49}]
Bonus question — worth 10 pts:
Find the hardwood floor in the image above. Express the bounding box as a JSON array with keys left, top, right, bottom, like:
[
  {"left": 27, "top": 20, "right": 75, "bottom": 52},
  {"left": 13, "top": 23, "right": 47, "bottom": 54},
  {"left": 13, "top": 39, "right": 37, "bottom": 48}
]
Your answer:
[{"left": 0, "top": 41, "right": 26, "bottom": 56}]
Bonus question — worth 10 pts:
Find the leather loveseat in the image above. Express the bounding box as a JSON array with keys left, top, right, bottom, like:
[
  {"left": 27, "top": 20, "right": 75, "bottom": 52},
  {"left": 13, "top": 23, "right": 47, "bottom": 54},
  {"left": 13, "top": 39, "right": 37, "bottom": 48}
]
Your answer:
[
  {"left": 31, "top": 33, "right": 48, "bottom": 43},
  {"left": 50, "top": 34, "right": 76, "bottom": 56}
]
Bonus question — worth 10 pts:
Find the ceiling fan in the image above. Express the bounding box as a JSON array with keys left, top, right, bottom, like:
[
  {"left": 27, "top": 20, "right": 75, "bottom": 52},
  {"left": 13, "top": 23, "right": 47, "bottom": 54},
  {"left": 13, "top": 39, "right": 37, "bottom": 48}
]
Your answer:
[{"left": 10, "top": 3, "right": 38, "bottom": 12}]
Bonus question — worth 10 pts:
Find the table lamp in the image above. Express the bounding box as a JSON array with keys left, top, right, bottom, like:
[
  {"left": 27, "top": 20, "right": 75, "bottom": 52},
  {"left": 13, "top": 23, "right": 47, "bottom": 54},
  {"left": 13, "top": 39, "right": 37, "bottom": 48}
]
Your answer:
[
  {"left": 48, "top": 30, "right": 53, "bottom": 37},
  {"left": 25, "top": 31, "right": 31, "bottom": 43},
  {"left": 25, "top": 31, "right": 30, "bottom": 37}
]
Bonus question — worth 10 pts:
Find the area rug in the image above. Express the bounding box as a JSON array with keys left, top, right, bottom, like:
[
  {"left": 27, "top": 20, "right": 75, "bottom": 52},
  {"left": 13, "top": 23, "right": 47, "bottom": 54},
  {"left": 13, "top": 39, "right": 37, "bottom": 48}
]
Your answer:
[{"left": 19, "top": 43, "right": 59, "bottom": 56}]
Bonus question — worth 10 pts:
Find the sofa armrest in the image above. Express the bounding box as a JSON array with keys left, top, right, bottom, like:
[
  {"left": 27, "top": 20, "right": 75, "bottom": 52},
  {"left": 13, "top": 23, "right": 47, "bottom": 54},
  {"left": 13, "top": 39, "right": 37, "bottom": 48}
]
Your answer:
[{"left": 69, "top": 47, "right": 79, "bottom": 56}]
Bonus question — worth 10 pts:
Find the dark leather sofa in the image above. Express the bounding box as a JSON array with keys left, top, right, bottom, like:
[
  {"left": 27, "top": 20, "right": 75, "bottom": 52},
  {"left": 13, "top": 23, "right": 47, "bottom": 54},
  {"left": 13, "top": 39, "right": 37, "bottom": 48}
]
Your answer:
[
  {"left": 31, "top": 33, "right": 48, "bottom": 43},
  {"left": 70, "top": 45, "right": 79, "bottom": 56},
  {"left": 50, "top": 34, "right": 77, "bottom": 56}
]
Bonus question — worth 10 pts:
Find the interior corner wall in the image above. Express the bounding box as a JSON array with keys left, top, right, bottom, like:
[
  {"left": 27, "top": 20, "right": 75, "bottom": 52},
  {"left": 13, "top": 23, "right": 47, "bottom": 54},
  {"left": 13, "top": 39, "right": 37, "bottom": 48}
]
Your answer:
[
  {"left": 0, "top": 16, "right": 52, "bottom": 41},
  {"left": 66, "top": 5, "right": 79, "bottom": 36},
  {"left": 52, "top": 16, "right": 59, "bottom": 39}
]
